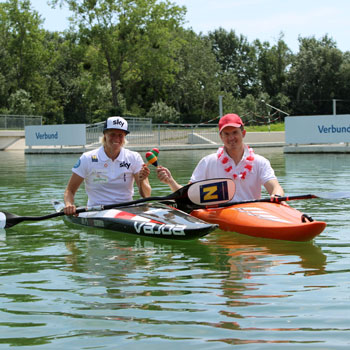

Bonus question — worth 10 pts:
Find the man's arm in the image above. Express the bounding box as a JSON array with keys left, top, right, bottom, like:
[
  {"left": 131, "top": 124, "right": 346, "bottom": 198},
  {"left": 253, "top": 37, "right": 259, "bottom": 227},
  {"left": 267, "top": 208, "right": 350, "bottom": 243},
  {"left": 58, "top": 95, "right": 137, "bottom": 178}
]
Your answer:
[
  {"left": 156, "top": 166, "right": 183, "bottom": 192},
  {"left": 264, "top": 178, "right": 284, "bottom": 197}
]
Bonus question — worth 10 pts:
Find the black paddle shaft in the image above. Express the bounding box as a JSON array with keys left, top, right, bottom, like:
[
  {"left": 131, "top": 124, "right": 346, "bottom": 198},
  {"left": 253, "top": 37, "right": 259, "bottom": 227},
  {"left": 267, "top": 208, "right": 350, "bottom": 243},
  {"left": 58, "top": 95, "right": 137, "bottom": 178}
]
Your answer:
[
  {"left": 1, "top": 183, "right": 193, "bottom": 229},
  {"left": 191, "top": 191, "right": 350, "bottom": 209}
]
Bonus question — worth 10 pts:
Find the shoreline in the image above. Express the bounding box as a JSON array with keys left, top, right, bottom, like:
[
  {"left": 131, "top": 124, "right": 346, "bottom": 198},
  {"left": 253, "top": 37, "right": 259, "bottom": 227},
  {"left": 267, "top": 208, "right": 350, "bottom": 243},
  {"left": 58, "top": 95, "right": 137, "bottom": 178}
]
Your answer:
[{"left": 1, "top": 130, "right": 350, "bottom": 153}]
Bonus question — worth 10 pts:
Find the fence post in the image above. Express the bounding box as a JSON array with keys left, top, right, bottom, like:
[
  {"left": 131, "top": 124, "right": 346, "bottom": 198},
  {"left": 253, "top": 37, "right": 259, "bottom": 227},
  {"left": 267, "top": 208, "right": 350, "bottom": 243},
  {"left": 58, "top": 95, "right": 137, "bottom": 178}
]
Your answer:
[{"left": 158, "top": 124, "right": 161, "bottom": 146}]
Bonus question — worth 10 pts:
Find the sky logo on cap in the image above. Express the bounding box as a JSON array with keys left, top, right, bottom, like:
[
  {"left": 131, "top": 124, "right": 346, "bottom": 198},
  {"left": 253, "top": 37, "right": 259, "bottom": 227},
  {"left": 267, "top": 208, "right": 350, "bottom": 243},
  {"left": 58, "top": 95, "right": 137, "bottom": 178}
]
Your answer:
[
  {"left": 113, "top": 118, "right": 124, "bottom": 127},
  {"left": 104, "top": 116, "right": 129, "bottom": 134}
]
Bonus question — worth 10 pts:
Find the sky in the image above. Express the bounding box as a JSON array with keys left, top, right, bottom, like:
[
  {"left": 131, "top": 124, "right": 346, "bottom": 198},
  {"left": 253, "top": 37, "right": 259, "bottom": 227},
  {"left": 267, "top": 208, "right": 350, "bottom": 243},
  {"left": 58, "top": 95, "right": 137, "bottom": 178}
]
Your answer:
[{"left": 31, "top": 0, "right": 350, "bottom": 53}]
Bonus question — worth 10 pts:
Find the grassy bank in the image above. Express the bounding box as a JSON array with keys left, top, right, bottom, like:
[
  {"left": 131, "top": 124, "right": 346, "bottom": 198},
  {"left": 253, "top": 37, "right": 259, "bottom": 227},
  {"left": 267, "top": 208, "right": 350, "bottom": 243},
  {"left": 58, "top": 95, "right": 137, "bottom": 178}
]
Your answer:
[{"left": 245, "top": 123, "right": 285, "bottom": 132}]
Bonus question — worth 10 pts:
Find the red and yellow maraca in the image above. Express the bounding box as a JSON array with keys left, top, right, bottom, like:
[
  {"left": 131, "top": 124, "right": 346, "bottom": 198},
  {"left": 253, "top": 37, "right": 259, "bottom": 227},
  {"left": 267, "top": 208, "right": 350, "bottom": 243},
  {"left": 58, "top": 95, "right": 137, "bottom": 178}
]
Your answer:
[{"left": 145, "top": 148, "right": 159, "bottom": 167}]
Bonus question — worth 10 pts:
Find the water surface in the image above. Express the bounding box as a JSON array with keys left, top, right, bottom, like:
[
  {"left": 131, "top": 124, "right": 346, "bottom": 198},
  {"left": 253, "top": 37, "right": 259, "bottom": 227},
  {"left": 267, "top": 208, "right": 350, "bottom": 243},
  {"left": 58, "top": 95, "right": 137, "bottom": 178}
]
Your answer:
[{"left": 1, "top": 148, "right": 350, "bottom": 349}]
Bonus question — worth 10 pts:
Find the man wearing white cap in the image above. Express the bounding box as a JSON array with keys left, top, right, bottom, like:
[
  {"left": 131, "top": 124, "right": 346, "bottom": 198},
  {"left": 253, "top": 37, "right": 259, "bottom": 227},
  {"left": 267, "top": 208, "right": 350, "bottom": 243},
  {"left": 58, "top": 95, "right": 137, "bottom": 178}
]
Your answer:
[
  {"left": 157, "top": 113, "right": 284, "bottom": 202},
  {"left": 64, "top": 116, "right": 151, "bottom": 215}
]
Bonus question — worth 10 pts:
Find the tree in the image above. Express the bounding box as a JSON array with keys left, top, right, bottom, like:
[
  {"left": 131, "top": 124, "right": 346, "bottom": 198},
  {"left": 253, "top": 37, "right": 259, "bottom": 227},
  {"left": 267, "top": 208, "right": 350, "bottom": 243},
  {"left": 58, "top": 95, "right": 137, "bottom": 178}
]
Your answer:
[
  {"left": 288, "top": 35, "right": 343, "bottom": 115},
  {"left": 51, "top": 0, "right": 186, "bottom": 114},
  {"left": 168, "top": 30, "right": 221, "bottom": 122},
  {"left": 0, "top": 0, "right": 48, "bottom": 113},
  {"left": 8, "top": 89, "right": 35, "bottom": 114},
  {"left": 208, "top": 28, "right": 260, "bottom": 99},
  {"left": 337, "top": 52, "right": 350, "bottom": 114},
  {"left": 146, "top": 100, "right": 179, "bottom": 123},
  {"left": 254, "top": 34, "right": 291, "bottom": 99}
]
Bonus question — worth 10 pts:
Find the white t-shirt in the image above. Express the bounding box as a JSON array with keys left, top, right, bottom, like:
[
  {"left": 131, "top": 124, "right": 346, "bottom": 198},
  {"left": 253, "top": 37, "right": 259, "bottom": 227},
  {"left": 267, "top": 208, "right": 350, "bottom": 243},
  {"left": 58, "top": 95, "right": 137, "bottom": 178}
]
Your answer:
[
  {"left": 72, "top": 146, "right": 144, "bottom": 206},
  {"left": 190, "top": 146, "right": 277, "bottom": 201}
]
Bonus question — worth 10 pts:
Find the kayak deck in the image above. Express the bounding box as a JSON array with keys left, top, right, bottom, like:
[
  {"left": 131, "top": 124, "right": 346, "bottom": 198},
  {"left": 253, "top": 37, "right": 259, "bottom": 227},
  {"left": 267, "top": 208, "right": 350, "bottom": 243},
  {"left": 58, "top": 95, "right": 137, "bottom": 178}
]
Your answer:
[
  {"left": 190, "top": 202, "right": 326, "bottom": 242},
  {"left": 53, "top": 201, "right": 217, "bottom": 240}
]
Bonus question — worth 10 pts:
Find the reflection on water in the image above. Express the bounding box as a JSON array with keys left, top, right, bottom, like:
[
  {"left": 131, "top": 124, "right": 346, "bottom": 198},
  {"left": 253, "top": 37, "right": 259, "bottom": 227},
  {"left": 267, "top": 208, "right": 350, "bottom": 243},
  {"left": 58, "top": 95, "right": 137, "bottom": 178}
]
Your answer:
[
  {"left": 214, "top": 231, "right": 327, "bottom": 276},
  {"left": 1, "top": 150, "right": 350, "bottom": 349}
]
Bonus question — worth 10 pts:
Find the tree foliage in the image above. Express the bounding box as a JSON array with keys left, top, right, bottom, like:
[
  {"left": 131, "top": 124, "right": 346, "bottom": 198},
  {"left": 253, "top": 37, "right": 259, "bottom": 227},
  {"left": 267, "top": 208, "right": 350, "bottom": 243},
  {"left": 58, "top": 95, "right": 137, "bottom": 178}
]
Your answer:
[
  {"left": 288, "top": 35, "right": 343, "bottom": 115},
  {"left": 208, "top": 28, "right": 260, "bottom": 99},
  {"left": 146, "top": 100, "right": 179, "bottom": 123},
  {"left": 52, "top": 0, "right": 186, "bottom": 115},
  {"left": 0, "top": 0, "right": 47, "bottom": 113},
  {"left": 0, "top": 0, "right": 349, "bottom": 124}
]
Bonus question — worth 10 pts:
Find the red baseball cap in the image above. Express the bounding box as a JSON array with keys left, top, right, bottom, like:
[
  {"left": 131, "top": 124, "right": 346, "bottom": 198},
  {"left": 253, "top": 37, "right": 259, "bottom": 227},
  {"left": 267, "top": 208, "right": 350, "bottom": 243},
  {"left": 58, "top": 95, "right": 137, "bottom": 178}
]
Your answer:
[{"left": 219, "top": 114, "right": 244, "bottom": 132}]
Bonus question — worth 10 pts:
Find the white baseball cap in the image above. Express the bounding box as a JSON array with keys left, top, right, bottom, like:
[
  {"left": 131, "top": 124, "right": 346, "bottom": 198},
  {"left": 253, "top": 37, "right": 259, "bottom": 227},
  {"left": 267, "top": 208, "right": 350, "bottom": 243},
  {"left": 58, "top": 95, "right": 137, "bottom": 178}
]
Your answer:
[{"left": 103, "top": 116, "right": 129, "bottom": 134}]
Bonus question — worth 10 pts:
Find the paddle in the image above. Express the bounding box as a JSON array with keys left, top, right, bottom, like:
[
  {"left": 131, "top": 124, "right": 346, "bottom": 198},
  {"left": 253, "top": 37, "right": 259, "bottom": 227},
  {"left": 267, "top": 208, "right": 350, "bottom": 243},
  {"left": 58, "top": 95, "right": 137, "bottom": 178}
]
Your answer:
[
  {"left": 190, "top": 191, "right": 350, "bottom": 209},
  {"left": 0, "top": 178, "right": 235, "bottom": 229}
]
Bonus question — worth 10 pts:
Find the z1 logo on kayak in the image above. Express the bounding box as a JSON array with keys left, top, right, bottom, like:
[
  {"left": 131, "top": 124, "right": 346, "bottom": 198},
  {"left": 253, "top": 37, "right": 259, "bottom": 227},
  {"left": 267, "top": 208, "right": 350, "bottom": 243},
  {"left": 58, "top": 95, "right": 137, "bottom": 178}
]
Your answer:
[
  {"left": 134, "top": 222, "right": 186, "bottom": 236},
  {"left": 199, "top": 181, "right": 229, "bottom": 203}
]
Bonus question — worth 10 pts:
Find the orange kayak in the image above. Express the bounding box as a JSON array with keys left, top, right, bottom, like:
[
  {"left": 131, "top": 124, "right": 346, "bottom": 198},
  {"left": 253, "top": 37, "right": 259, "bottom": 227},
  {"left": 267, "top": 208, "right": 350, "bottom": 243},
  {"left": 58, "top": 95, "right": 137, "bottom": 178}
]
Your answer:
[{"left": 190, "top": 202, "right": 326, "bottom": 242}]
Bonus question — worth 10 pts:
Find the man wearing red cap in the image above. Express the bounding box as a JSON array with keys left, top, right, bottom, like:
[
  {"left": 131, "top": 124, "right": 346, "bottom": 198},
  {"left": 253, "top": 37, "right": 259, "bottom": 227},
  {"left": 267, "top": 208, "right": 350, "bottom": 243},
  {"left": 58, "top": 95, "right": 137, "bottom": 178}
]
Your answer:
[{"left": 157, "top": 113, "right": 284, "bottom": 202}]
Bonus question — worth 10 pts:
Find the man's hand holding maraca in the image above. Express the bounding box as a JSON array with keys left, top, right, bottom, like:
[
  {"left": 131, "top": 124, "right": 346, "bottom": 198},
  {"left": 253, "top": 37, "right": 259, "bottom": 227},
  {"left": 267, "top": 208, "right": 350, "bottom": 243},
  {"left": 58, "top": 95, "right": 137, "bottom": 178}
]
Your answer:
[{"left": 156, "top": 165, "right": 182, "bottom": 192}]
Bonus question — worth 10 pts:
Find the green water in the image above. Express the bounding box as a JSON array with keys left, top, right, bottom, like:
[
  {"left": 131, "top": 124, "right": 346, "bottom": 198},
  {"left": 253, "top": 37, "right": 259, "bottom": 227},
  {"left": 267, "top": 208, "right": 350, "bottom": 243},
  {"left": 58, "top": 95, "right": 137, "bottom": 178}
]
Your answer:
[{"left": 1, "top": 148, "right": 350, "bottom": 349}]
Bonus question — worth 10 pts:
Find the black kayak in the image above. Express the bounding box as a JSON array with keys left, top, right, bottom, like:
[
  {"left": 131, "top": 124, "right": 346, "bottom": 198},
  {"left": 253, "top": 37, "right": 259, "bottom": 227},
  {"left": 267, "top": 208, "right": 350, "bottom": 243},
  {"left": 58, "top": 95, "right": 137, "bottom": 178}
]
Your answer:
[{"left": 53, "top": 201, "right": 217, "bottom": 240}]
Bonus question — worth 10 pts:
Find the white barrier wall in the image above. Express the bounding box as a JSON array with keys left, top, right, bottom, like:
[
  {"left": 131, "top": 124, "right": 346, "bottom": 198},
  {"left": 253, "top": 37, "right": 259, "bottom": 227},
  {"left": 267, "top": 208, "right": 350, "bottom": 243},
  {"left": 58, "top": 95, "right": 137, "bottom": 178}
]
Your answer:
[
  {"left": 25, "top": 124, "right": 86, "bottom": 146},
  {"left": 285, "top": 115, "right": 350, "bottom": 144}
]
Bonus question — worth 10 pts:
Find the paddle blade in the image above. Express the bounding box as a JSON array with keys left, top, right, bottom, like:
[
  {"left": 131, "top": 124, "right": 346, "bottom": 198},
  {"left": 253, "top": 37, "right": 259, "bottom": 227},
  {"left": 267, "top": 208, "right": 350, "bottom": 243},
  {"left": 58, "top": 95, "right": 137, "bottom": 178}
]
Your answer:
[
  {"left": 0, "top": 209, "right": 65, "bottom": 229},
  {"left": 0, "top": 211, "right": 23, "bottom": 229},
  {"left": 188, "top": 178, "right": 235, "bottom": 206}
]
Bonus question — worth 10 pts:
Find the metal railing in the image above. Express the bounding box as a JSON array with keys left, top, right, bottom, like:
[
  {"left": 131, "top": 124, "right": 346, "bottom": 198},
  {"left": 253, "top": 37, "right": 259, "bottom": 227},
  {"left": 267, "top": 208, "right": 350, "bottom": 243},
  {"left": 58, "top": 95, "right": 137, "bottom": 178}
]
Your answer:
[
  {"left": 136, "top": 124, "right": 219, "bottom": 146},
  {"left": 0, "top": 115, "right": 42, "bottom": 129},
  {"left": 86, "top": 121, "right": 219, "bottom": 146},
  {"left": 86, "top": 117, "right": 153, "bottom": 144},
  {"left": 0, "top": 115, "right": 220, "bottom": 147}
]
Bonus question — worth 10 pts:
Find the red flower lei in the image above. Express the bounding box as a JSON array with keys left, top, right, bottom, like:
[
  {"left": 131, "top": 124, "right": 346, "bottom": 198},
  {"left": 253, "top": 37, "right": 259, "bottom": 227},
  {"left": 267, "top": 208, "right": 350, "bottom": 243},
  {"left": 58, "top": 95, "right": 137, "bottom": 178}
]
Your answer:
[{"left": 217, "top": 146, "right": 255, "bottom": 180}]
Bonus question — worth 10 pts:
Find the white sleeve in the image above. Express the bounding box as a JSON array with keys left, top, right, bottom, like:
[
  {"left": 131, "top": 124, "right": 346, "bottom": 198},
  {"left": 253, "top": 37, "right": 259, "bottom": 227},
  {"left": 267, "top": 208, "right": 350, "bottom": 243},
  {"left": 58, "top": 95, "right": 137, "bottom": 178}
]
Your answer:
[
  {"left": 259, "top": 157, "right": 277, "bottom": 185},
  {"left": 190, "top": 157, "right": 209, "bottom": 183},
  {"left": 72, "top": 154, "right": 88, "bottom": 178}
]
